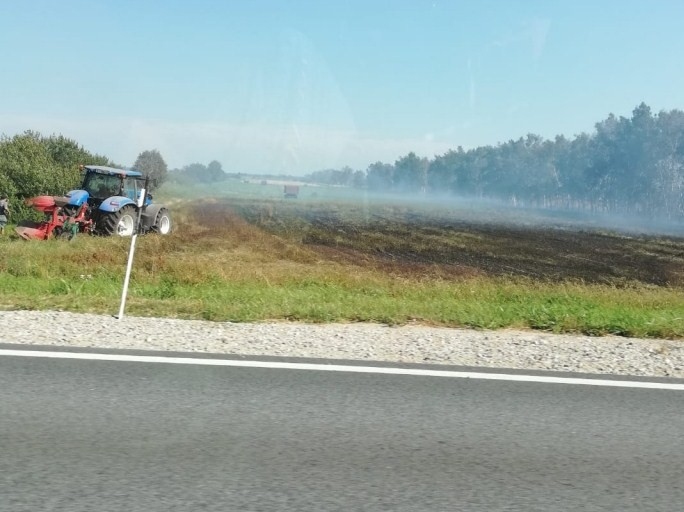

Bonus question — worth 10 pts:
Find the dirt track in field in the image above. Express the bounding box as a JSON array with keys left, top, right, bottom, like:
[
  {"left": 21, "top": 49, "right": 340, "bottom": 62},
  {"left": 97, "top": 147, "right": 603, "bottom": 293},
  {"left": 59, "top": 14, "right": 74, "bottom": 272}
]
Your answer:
[{"left": 206, "top": 200, "right": 684, "bottom": 286}]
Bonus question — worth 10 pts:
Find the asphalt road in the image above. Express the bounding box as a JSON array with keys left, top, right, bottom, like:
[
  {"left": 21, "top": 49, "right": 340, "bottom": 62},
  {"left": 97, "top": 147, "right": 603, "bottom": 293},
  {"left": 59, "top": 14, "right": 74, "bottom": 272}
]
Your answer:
[{"left": 2, "top": 350, "right": 684, "bottom": 512}]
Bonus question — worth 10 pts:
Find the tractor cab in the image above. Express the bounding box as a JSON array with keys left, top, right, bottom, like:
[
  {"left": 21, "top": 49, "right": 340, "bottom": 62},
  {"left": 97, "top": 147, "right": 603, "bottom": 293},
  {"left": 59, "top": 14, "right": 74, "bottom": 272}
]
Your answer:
[
  {"left": 80, "top": 166, "right": 147, "bottom": 207},
  {"left": 82, "top": 172, "right": 122, "bottom": 204}
]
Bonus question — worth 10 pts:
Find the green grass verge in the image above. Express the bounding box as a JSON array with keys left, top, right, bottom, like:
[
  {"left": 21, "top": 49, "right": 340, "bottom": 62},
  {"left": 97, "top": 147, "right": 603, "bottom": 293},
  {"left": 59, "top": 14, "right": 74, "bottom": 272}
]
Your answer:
[{"left": 0, "top": 269, "right": 681, "bottom": 339}]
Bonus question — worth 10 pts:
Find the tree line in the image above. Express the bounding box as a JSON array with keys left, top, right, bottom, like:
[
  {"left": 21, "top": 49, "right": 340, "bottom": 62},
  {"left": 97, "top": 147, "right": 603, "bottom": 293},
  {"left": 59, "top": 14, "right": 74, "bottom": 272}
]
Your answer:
[
  {"left": 0, "top": 130, "right": 232, "bottom": 217},
  {"left": 305, "top": 103, "right": 684, "bottom": 219},
  {"left": 3, "top": 102, "right": 683, "bottom": 222},
  {"left": 0, "top": 131, "right": 170, "bottom": 219},
  {"left": 167, "top": 160, "right": 228, "bottom": 184}
]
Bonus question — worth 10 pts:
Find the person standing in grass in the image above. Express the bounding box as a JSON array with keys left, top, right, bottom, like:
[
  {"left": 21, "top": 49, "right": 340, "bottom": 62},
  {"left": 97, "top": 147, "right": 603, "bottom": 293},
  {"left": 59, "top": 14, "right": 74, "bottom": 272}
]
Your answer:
[{"left": 0, "top": 195, "right": 9, "bottom": 235}]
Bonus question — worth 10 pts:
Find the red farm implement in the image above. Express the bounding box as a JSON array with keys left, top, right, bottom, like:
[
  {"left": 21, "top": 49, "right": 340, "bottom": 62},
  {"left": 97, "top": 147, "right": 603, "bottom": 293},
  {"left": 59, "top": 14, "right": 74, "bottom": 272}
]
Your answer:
[{"left": 15, "top": 194, "right": 93, "bottom": 240}]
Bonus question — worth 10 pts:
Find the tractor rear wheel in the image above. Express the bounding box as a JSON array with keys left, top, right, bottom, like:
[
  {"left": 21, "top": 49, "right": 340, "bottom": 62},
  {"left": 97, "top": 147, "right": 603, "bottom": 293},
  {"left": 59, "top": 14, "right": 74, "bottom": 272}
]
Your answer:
[
  {"left": 99, "top": 205, "right": 137, "bottom": 236},
  {"left": 152, "top": 208, "right": 172, "bottom": 235}
]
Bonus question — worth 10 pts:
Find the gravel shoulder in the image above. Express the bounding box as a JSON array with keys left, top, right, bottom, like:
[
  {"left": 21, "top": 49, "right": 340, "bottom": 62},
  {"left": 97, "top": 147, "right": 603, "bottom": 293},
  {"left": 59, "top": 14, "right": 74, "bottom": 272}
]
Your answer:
[{"left": 2, "top": 310, "right": 683, "bottom": 378}]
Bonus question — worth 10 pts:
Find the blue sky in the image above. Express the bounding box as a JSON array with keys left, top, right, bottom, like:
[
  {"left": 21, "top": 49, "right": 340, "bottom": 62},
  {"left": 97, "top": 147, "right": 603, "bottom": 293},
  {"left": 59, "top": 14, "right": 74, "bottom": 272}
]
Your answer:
[{"left": 2, "top": 0, "right": 684, "bottom": 174}]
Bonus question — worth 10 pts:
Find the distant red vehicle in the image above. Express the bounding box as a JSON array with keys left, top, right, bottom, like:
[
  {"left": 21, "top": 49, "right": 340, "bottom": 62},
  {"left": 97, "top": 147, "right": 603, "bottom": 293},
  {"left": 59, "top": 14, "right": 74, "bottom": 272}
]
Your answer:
[{"left": 283, "top": 185, "right": 300, "bottom": 198}]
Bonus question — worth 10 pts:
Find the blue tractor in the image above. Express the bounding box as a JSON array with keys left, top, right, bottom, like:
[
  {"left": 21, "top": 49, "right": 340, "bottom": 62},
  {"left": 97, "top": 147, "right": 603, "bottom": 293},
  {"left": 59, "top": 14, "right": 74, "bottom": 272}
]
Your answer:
[
  {"left": 16, "top": 165, "right": 172, "bottom": 240},
  {"left": 80, "top": 165, "right": 172, "bottom": 236}
]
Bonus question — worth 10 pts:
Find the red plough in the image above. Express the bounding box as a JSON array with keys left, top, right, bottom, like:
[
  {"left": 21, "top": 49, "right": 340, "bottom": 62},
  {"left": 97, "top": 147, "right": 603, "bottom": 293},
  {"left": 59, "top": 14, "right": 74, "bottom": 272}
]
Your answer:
[{"left": 15, "top": 195, "right": 93, "bottom": 240}]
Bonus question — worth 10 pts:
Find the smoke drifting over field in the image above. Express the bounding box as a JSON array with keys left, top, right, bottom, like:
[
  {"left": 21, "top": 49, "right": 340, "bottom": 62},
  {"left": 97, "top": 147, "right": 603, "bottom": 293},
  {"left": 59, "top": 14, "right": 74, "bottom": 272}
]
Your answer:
[
  {"left": 167, "top": 174, "right": 684, "bottom": 240},
  {"left": 180, "top": 180, "right": 684, "bottom": 288}
]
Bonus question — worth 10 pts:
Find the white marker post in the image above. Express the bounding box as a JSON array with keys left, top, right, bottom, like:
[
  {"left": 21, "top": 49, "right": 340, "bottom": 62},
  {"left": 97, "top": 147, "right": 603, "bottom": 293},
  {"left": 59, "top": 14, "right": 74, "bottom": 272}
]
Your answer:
[{"left": 117, "top": 178, "right": 148, "bottom": 320}]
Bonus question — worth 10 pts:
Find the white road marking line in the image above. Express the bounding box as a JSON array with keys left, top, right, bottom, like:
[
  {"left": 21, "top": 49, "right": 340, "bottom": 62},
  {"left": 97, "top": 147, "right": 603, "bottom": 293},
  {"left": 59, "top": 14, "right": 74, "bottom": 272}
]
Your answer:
[{"left": 1, "top": 348, "right": 683, "bottom": 390}]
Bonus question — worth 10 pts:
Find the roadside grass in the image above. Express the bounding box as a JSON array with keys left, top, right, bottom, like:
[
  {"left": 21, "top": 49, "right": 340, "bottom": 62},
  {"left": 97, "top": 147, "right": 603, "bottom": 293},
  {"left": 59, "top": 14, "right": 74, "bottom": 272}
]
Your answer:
[
  {"left": 0, "top": 194, "right": 682, "bottom": 339},
  {"left": 0, "top": 268, "right": 682, "bottom": 338}
]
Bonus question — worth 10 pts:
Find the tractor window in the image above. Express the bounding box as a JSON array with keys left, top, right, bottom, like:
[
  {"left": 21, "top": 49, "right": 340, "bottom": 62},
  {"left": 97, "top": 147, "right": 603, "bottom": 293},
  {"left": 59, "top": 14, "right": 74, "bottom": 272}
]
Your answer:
[
  {"left": 123, "top": 178, "right": 139, "bottom": 202},
  {"left": 83, "top": 173, "right": 121, "bottom": 198}
]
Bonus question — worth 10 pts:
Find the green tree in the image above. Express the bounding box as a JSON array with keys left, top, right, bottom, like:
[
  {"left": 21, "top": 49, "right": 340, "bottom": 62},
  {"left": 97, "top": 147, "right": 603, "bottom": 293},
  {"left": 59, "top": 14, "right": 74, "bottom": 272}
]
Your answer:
[
  {"left": 169, "top": 161, "right": 229, "bottom": 184},
  {"left": 46, "top": 134, "right": 108, "bottom": 169},
  {"left": 0, "top": 131, "right": 108, "bottom": 198},
  {"left": 366, "top": 161, "right": 394, "bottom": 191},
  {"left": 428, "top": 148, "right": 464, "bottom": 194},
  {"left": 0, "top": 130, "right": 111, "bottom": 221},
  {"left": 0, "top": 132, "right": 54, "bottom": 199},
  {"left": 352, "top": 170, "right": 366, "bottom": 188},
  {"left": 133, "top": 149, "right": 168, "bottom": 190},
  {"left": 207, "top": 160, "right": 227, "bottom": 182},
  {"left": 651, "top": 109, "right": 684, "bottom": 217},
  {"left": 394, "top": 152, "right": 428, "bottom": 193}
]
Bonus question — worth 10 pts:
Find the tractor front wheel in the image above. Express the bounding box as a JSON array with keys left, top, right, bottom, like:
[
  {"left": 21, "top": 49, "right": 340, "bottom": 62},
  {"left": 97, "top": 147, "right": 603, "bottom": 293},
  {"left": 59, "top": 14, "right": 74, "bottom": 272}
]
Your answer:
[{"left": 99, "top": 205, "right": 137, "bottom": 236}]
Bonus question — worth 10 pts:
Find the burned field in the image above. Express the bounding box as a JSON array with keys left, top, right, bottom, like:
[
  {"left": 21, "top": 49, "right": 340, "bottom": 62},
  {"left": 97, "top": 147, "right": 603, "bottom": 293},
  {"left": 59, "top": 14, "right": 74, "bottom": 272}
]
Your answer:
[{"left": 206, "top": 199, "right": 684, "bottom": 288}]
